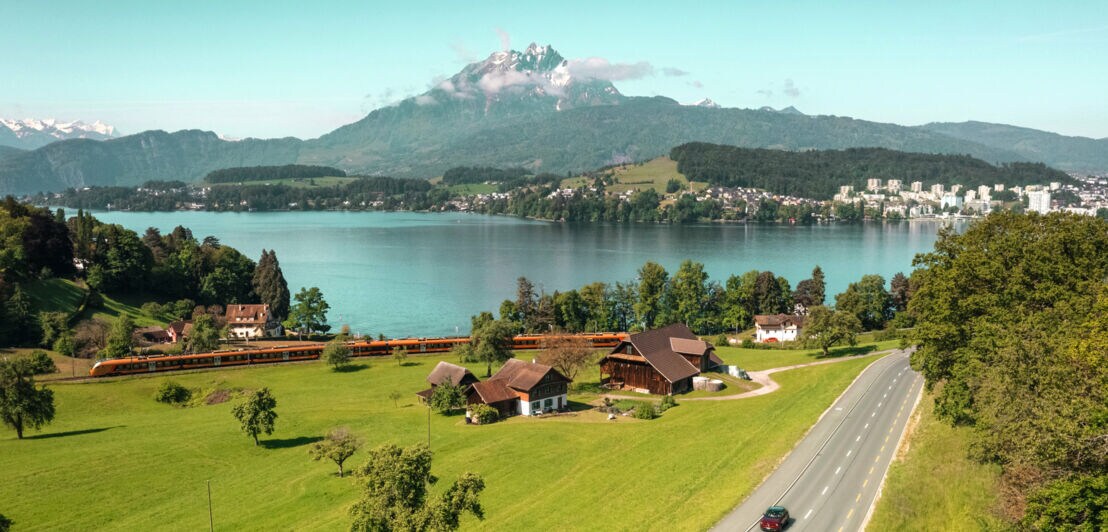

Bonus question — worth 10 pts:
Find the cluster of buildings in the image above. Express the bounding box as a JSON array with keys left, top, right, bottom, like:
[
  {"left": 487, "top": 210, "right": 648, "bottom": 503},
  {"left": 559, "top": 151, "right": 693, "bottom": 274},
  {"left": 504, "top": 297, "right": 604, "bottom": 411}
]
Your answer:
[{"left": 134, "top": 304, "right": 283, "bottom": 347}]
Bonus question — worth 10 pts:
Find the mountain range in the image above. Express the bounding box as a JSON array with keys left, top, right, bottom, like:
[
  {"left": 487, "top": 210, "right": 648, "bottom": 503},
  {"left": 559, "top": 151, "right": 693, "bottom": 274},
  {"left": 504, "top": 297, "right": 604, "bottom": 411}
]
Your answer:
[
  {"left": 2, "top": 43, "right": 1106, "bottom": 195},
  {"left": 0, "top": 118, "right": 118, "bottom": 150}
]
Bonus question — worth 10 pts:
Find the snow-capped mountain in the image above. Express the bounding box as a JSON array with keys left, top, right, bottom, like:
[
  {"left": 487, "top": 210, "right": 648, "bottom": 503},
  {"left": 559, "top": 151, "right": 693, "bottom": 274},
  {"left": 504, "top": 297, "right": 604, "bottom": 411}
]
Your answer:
[
  {"left": 691, "top": 98, "right": 721, "bottom": 108},
  {"left": 420, "top": 43, "right": 625, "bottom": 115},
  {"left": 0, "top": 118, "right": 118, "bottom": 149}
]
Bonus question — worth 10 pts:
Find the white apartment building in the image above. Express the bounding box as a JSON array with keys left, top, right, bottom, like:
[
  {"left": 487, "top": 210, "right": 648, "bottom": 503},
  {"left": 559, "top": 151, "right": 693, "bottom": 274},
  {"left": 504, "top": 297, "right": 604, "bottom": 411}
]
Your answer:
[
  {"left": 931, "top": 184, "right": 945, "bottom": 196},
  {"left": 941, "top": 193, "right": 963, "bottom": 211},
  {"left": 886, "top": 179, "right": 902, "bottom": 193},
  {"left": 1028, "top": 189, "right": 1052, "bottom": 214},
  {"left": 994, "top": 183, "right": 1005, "bottom": 192},
  {"left": 867, "top": 178, "right": 882, "bottom": 192},
  {"left": 911, "top": 181, "right": 923, "bottom": 193}
]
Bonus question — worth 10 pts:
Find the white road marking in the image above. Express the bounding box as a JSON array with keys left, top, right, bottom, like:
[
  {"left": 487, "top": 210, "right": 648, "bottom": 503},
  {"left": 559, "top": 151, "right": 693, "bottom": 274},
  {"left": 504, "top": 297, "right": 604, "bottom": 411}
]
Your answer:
[
  {"left": 847, "top": 450, "right": 852, "bottom": 457},
  {"left": 805, "top": 509, "right": 813, "bottom": 519},
  {"left": 835, "top": 466, "right": 842, "bottom": 475},
  {"left": 822, "top": 485, "right": 829, "bottom": 495},
  {"left": 871, "top": 411, "right": 876, "bottom": 417},
  {"left": 878, "top": 402, "right": 883, "bottom": 407},
  {"left": 856, "top": 435, "right": 861, "bottom": 442},
  {"left": 864, "top": 423, "right": 869, "bottom": 429}
]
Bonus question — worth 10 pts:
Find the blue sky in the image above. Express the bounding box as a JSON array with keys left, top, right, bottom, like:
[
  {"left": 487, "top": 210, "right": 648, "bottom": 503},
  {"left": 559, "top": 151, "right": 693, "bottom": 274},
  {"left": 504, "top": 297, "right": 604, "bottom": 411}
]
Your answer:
[{"left": 1, "top": 1, "right": 1105, "bottom": 139}]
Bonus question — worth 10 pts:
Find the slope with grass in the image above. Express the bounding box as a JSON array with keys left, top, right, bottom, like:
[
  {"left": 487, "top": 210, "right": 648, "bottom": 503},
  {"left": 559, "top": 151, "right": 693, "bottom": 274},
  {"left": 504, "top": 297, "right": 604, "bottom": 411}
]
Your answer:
[
  {"left": 867, "top": 393, "right": 1004, "bottom": 531},
  {"left": 23, "top": 278, "right": 86, "bottom": 316},
  {"left": 0, "top": 350, "right": 878, "bottom": 530},
  {"left": 563, "top": 157, "right": 708, "bottom": 194}
]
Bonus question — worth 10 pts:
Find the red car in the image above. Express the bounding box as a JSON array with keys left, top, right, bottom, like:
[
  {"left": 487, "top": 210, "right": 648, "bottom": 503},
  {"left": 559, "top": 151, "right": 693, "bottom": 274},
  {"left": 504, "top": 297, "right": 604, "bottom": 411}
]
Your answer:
[{"left": 760, "top": 506, "right": 790, "bottom": 531}]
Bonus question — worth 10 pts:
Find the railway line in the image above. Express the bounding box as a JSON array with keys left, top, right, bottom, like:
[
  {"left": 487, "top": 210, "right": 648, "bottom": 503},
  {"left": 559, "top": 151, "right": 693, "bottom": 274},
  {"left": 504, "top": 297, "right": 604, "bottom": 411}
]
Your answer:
[{"left": 87, "top": 332, "right": 627, "bottom": 378}]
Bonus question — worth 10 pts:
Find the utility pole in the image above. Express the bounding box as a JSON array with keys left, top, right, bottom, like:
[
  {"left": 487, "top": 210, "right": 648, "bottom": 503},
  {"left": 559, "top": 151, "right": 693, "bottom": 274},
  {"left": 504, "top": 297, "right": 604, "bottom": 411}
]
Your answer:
[{"left": 207, "top": 480, "right": 214, "bottom": 531}]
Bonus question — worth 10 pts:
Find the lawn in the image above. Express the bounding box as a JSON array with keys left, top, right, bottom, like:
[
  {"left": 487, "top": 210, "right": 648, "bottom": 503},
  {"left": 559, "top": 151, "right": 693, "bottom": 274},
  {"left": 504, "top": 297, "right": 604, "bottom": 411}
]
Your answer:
[
  {"left": 23, "top": 278, "right": 86, "bottom": 315},
  {"left": 867, "top": 394, "right": 1004, "bottom": 531},
  {"left": 714, "top": 339, "right": 900, "bottom": 371},
  {"left": 561, "top": 157, "right": 709, "bottom": 195},
  {"left": 0, "top": 351, "right": 879, "bottom": 530},
  {"left": 444, "top": 183, "right": 498, "bottom": 196}
]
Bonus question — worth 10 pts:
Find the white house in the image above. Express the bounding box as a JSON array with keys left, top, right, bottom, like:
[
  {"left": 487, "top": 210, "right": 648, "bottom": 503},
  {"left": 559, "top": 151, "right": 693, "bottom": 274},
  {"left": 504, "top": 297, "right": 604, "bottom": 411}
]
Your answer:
[
  {"left": 224, "top": 304, "right": 280, "bottom": 339},
  {"left": 754, "top": 314, "right": 805, "bottom": 343}
]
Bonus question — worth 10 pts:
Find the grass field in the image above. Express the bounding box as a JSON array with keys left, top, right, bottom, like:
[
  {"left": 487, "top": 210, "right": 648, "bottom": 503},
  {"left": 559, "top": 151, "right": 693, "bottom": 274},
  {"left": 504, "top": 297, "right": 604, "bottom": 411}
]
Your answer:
[
  {"left": 207, "top": 176, "right": 360, "bottom": 188},
  {"left": 562, "top": 157, "right": 708, "bottom": 195},
  {"left": 84, "top": 291, "right": 167, "bottom": 328},
  {"left": 867, "top": 393, "right": 1004, "bottom": 531},
  {"left": 444, "top": 183, "right": 498, "bottom": 196},
  {"left": 0, "top": 350, "right": 880, "bottom": 530},
  {"left": 714, "top": 339, "right": 899, "bottom": 371},
  {"left": 23, "top": 278, "right": 86, "bottom": 315}
]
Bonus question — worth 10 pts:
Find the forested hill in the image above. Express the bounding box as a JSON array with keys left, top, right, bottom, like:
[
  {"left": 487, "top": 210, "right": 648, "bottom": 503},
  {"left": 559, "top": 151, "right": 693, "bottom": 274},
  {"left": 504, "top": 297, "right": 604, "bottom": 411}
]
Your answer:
[
  {"left": 204, "top": 164, "right": 345, "bottom": 184},
  {"left": 670, "top": 143, "right": 1073, "bottom": 200}
]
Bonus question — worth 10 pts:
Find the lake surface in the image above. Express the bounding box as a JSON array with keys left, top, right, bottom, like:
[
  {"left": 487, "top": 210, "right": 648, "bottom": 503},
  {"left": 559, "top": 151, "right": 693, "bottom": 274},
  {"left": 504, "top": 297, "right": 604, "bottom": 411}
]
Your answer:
[{"left": 89, "top": 211, "right": 955, "bottom": 337}]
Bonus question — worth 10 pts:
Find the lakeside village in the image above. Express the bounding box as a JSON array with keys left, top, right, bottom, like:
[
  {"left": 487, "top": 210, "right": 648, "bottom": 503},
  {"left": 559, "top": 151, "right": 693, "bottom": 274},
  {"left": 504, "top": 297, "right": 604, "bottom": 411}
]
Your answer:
[{"left": 450, "top": 171, "right": 1108, "bottom": 221}]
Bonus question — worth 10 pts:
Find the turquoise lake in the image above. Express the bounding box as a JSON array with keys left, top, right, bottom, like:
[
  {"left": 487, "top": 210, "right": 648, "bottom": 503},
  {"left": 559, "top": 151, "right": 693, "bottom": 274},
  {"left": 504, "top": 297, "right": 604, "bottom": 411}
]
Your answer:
[{"left": 90, "top": 211, "right": 957, "bottom": 337}]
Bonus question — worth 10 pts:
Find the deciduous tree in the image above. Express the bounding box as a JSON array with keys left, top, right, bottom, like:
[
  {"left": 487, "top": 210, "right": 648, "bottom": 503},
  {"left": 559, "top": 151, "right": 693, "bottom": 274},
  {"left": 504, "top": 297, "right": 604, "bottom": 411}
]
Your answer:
[
  {"left": 324, "top": 337, "right": 352, "bottom": 370},
  {"left": 232, "top": 387, "right": 277, "bottom": 446},
  {"left": 100, "top": 316, "right": 135, "bottom": 359},
  {"left": 537, "top": 335, "right": 595, "bottom": 380},
  {"left": 471, "top": 318, "right": 515, "bottom": 377},
  {"left": 0, "top": 358, "right": 55, "bottom": 439},
  {"left": 349, "top": 444, "right": 484, "bottom": 532},
  {"left": 186, "top": 314, "right": 220, "bottom": 354},
  {"left": 835, "top": 274, "right": 892, "bottom": 331},
  {"left": 284, "top": 287, "right": 330, "bottom": 338},
  {"left": 429, "top": 378, "right": 466, "bottom": 414},
  {"left": 309, "top": 427, "right": 361, "bottom": 478},
  {"left": 804, "top": 306, "right": 861, "bottom": 357},
  {"left": 634, "top": 261, "right": 668, "bottom": 328}
]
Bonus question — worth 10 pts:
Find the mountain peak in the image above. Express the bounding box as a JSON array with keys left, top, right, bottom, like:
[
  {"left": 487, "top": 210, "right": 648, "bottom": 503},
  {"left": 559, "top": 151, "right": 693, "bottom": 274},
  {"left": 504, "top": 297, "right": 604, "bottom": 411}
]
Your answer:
[
  {"left": 0, "top": 117, "right": 118, "bottom": 150},
  {"left": 691, "top": 98, "right": 720, "bottom": 108}
]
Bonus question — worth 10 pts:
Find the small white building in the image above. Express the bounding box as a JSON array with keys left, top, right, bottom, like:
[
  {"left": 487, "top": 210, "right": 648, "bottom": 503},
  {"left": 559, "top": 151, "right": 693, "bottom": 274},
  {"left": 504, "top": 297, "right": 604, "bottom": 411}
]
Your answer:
[
  {"left": 754, "top": 314, "right": 805, "bottom": 343},
  {"left": 225, "top": 304, "right": 280, "bottom": 339}
]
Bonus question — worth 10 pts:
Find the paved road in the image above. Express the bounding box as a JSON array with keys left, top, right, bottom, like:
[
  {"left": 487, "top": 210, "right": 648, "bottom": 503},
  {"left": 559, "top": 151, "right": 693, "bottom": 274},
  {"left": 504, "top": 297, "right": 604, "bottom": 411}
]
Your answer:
[{"left": 712, "top": 349, "right": 924, "bottom": 532}]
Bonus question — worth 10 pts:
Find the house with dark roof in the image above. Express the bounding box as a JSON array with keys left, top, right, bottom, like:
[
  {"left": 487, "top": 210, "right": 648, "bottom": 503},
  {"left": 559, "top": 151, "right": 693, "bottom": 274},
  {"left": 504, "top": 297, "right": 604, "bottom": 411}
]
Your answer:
[
  {"left": 416, "top": 361, "right": 480, "bottom": 403},
  {"left": 167, "top": 320, "right": 193, "bottom": 343},
  {"left": 598, "top": 323, "right": 722, "bottom": 395},
  {"left": 466, "top": 359, "right": 572, "bottom": 417},
  {"left": 224, "top": 304, "right": 280, "bottom": 339},
  {"left": 754, "top": 314, "right": 804, "bottom": 343}
]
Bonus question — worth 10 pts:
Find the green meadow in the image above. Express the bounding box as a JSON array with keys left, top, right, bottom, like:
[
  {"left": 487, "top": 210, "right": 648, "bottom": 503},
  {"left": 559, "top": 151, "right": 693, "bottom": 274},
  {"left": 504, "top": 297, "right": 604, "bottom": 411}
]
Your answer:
[{"left": 1, "top": 349, "right": 880, "bottom": 530}]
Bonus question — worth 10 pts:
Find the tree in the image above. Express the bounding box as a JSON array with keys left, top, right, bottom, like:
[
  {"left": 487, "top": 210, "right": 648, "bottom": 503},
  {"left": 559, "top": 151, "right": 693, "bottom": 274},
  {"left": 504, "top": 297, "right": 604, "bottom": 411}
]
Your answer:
[
  {"left": 0, "top": 358, "right": 56, "bottom": 439},
  {"left": 537, "top": 335, "right": 595, "bottom": 380},
  {"left": 634, "top": 261, "right": 669, "bottom": 328},
  {"left": 1021, "top": 474, "right": 1108, "bottom": 531},
  {"left": 324, "top": 338, "right": 352, "bottom": 370},
  {"left": 669, "top": 260, "right": 708, "bottom": 331},
  {"left": 429, "top": 378, "right": 466, "bottom": 413},
  {"left": 37, "top": 311, "right": 69, "bottom": 348},
  {"left": 284, "top": 287, "right": 330, "bottom": 338},
  {"left": 835, "top": 274, "right": 893, "bottom": 331},
  {"left": 753, "top": 271, "right": 789, "bottom": 315},
  {"left": 0, "top": 512, "right": 10, "bottom": 531},
  {"left": 471, "top": 318, "right": 516, "bottom": 377},
  {"left": 515, "top": 277, "right": 537, "bottom": 332},
  {"left": 792, "top": 265, "right": 826, "bottom": 312},
  {"left": 27, "top": 350, "right": 56, "bottom": 375},
  {"left": 309, "top": 427, "right": 361, "bottom": 478},
  {"left": 232, "top": 387, "right": 277, "bottom": 446},
  {"left": 100, "top": 316, "right": 135, "bottom": 359},
  {"left": 186, "top": 314, "right": 220, "bottom": 354},
  {"left": 388, "top": 391, "right": 402, "bottom": 408},
  {"left": 252, "top": 250, "right": 291, "bottom": 323},
  {"left": 391, "top": 347, "right": 408, "bottom": 367},
  {"left": 52, "top": 333, "right": 76, "bottom": 357},
  {"left": 889, "top": 271, "right": 910, "bottom": 312},
  {"left": 349, "top": 444, "right": 484, "bottom": 532},
  {"left": 804, "top": 306, "right": 862, "bottom": 357}
]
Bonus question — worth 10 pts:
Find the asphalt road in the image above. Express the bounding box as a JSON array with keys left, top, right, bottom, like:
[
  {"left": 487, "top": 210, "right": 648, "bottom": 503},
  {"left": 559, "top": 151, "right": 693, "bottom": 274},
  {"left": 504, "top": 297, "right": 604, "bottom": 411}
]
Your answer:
[{"left": 712, "top": 349, "right": 924, "bottom": 532}]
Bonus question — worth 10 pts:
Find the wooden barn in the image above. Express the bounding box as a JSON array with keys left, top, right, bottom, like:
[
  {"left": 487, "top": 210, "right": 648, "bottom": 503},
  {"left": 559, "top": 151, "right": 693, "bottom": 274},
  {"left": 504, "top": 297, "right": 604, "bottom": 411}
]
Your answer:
[
  {"left": 415, "top": 361, "right": 480, "bottom": 403},
  {"left": 599, "top": 323, "right": 722, "bottom": 395}
]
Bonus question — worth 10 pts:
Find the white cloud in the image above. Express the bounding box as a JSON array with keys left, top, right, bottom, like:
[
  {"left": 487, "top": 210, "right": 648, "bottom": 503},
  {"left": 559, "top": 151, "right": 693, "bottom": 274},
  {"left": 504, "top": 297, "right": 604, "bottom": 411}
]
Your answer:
[
  {"left": 414, "top": 94, "right": 437, "bottom": 106},
  {"left": 496, "top": 28, "right": 511, "bottom": 51},
  {"left": 663, "top": 67, "right": 689, "bottom": 77},
  {"left": 565, "top": 57, "right": 654, "bottom": 81},
  {"left": 784, "top": 78, "right": 800, "bottom": 98}
]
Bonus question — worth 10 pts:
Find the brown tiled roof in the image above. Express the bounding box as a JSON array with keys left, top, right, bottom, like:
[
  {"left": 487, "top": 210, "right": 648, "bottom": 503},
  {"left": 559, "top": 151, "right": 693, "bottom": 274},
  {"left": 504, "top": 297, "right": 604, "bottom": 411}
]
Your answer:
[
  {"left": 754, "top": 314, "right": 804, "bottom": 327},
  {"left": 426, "top": 361, "right": 477, "bottom": 387},
  {"left": 708, "top": 352, "right": 724, "bottom": 367},
  {"left": 470, "top": 380, "right": 520, "bottom": 404},
  {"left": 415, "top": 388, "right": 434, "bottom": 400},
  {"left": 670, "top": 337, "right": 710, "bottom": 356},
  {"left": 225, "top": 304, "right": 270, "bottom": 325},
  {"left": 490, "top": 358, "right": 571, "bottom": 391},
  {"left": 612, "top": 323, "right": 701, "bottom": 383}
]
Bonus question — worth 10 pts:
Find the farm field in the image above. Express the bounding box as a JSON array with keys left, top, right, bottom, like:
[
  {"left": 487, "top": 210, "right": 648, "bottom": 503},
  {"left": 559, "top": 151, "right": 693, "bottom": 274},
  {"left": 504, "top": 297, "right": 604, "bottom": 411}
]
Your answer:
[
  {"left": 0, "top": 349, "right": 879, "bottom": 530},
  {"left": 562, "top": 157, "right": 709, "bottom": 194},
  {"left": 207, "top": 176, "right": 360, "bottom": 188}
]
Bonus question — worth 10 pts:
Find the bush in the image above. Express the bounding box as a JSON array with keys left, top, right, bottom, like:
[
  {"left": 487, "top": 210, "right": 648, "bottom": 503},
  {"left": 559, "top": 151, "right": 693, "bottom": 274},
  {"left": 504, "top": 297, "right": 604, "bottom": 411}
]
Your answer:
[
  {"left": 27, "top": 350, "right": 57, "bottom": 374},
  {"left": 741, "top": 339, "right": 755, "bottom": 349},
  {"left": 632, "top": 402, "right": 658, "bottom": 420},
  {"left": 659, "top": 395, "right": 678, "bottom": 413},
  {"left": 714, "top": 334, "right": 729, "bottom": 347},
  {"left": 155, "top": 381, "right": 192, "bottom": 405},
  {"left": 53, "top": 334, "right": 76, "bottom": 357},
  {"left": 471, "top": 404, "right": 499, "bottom": 425},
  {"left": 141, "top": 302, "right": 164, "bottom": 319}
]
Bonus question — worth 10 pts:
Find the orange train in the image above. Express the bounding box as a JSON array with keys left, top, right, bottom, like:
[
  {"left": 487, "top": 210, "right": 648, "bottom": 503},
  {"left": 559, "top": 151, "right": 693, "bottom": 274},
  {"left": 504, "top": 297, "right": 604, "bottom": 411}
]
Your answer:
[{"left": 88, "top": 333, "right": 628, "bottom": 378}]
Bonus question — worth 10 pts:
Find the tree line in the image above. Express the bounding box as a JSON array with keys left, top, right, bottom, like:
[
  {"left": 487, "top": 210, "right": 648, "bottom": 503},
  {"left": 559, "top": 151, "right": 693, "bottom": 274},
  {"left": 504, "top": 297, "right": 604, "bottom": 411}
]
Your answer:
[
  {"left": 908, "top": 211, "right": 1108, "bottom": 528},
  {"left": 670, "top": 142, "right": 1073, "bottom": 200},
  {"left": 204, "top": 164, "right": 346, "bottom": 184}
]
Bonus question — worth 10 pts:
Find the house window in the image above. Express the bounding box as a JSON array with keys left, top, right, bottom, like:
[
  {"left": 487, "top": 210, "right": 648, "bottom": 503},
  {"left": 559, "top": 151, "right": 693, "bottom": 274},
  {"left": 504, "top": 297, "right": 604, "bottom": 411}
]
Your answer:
[
  {"left": 531, "top": 401, "right": 539, "bottom": 412},
  {"left": 544, "top": 398, "right": 553, "bottom": 409}
]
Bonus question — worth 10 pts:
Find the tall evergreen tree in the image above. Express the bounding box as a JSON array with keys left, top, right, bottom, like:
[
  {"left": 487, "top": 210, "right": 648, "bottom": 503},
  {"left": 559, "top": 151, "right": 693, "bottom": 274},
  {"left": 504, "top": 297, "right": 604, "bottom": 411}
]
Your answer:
[
  {"left": 252, "top": 250, "right": 290, "bottom": 322},
  {"left": 515, "top": 277, "right": 537, "bottom": 332},
  {"left": 634, "top": 261, "right": 669, "bottom": 328}
]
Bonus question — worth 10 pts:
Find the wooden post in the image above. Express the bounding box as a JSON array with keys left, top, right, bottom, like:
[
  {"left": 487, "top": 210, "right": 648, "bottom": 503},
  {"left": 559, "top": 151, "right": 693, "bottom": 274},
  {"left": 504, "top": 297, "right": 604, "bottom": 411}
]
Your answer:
[{"left": 207, "top": 480, "right": 214, "bottom": 531}]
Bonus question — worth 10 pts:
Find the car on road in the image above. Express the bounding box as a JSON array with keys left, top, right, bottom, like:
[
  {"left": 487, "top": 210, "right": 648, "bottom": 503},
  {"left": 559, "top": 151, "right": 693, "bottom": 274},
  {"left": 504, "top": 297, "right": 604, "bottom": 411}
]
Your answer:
[{"left": 760, "top": 505, "right": 790, "bottom": 531}]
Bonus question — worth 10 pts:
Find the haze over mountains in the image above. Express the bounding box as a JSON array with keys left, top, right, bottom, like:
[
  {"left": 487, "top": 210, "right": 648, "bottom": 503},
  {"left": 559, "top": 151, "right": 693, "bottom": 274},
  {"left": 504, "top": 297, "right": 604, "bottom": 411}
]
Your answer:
[{"left": 2, "top": 43, "right": 1106, "bottom": 195}]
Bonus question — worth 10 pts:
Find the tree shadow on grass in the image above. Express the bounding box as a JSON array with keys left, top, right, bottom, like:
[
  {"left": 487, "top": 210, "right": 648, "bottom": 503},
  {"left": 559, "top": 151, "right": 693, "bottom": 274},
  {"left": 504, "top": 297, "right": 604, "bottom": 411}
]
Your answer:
[
  {"left": 399, "top": 361, "right": 422, "bottom": 367},
  {"left": 26, "top": 426, "right": 123, "bottom": 440},
  {"left": 334, "top": 363, "right": 370, "bottom": 373},
  {"left": 261, "top": 436, "right": 323, "bottom": 449},
  {"left": 563, "top": 400, "right": 595, "bottom": 413},
  {"left": 815, "top": 344, "right": 879, "bottom": 359}
]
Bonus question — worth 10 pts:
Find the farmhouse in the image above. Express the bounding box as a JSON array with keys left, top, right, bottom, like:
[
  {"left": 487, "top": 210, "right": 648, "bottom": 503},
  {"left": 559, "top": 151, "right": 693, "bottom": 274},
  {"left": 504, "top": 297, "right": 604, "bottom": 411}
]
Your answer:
[
  {"left": 467, "top": 359, "right": 572, "bottom": 417},
  {"left": 754, "top": 314, "right": 804, "bottom": 343},
  {"left": 166, "top": 320, "right": 193, "bottom": 343},
  {"left": 224, "top": 304, "right": 280, "bottom": 339},
  {"left": 415, "top": 361, "right": 480, "bottom": 402},
  {"left": 598, "top": 323, "right": 722, "bottom": 395}
]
